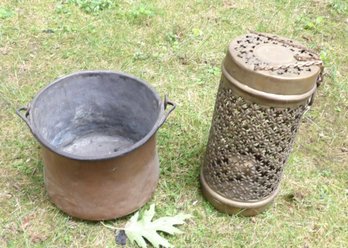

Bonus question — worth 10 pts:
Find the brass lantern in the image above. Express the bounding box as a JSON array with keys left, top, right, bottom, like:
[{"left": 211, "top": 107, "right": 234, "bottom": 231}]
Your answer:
[{"left": 201, "top": 32, "right": 323, "bottom": 216}]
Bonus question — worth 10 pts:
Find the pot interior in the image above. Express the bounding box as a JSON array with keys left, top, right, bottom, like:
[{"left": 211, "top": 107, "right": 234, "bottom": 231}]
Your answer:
[{"left": 30, "top": 72, "right": 161, "bottom": 158}]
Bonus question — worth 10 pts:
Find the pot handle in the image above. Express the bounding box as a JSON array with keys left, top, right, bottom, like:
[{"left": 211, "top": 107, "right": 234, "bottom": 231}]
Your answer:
[
  {"left": 157, "top": 96, "right": 176, "bottom": 129},
  {"left": 16, "top": 105, "right": 33, "bottom": 131}
]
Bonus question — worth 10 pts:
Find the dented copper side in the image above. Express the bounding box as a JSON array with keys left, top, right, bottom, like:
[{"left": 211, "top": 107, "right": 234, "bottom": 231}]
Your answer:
[{"left": 201, "top": 33, "right": 322, "bottom": 216}]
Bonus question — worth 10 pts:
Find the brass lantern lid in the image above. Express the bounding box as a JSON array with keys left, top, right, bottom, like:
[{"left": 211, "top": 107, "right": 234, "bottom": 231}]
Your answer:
[{"left": 223, "top": 33, "right": 322, "bottom": 96}]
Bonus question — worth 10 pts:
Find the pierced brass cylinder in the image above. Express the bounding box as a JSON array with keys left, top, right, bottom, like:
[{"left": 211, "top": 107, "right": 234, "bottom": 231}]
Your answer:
[{"left": 201, "top": 33, "right": 322, "bottom": 216}]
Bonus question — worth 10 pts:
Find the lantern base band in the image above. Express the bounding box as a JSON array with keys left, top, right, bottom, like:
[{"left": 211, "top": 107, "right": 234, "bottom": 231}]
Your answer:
[{"left": 200, "top": 171, "right": 280, "bottom": 216}]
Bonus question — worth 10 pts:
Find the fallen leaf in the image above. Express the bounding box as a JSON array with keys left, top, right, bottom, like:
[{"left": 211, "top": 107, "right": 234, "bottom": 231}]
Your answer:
[{"left": 125, "top": 204, "right": 191, "bottom": 248}]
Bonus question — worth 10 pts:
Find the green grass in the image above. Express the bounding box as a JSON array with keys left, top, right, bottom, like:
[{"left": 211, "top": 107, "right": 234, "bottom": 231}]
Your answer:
[{"left": 0, "top": 0, "right": 347, "bottom": 247}]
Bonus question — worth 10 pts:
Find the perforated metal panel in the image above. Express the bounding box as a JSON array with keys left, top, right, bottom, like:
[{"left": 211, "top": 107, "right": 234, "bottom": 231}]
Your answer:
[{"left": 203, "top": 83, "right": 306, "bottom": 202}]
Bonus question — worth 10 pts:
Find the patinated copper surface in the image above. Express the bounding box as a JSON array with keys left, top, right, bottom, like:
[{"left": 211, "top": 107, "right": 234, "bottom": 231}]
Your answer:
[{"left": 43, "top": 136, "right": 159, "bottom": 221}]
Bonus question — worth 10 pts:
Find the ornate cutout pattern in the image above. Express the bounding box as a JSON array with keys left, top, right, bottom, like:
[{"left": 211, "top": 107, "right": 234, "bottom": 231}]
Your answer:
[
  {"left": 233, "top": 33, "right": 316, "bottom": 76},
  {"left": 203, "top": 85, "right": 307, "bottom": 202}
]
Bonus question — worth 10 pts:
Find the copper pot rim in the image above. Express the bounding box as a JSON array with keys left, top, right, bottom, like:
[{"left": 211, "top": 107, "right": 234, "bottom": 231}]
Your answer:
[{"left": 19, "top": 70, "right": 172, "bottom": 161}]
